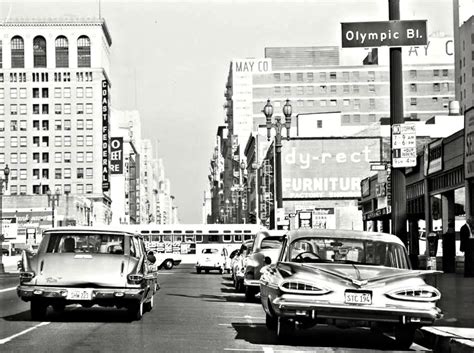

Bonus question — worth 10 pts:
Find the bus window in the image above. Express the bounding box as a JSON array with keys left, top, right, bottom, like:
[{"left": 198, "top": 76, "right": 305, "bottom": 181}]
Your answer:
[
  {"left": 151, "top": 235, "right": 161, "bottom": 242},
  {"left": 234, "top": 234, "right": 242, "bottom": 242},
  {"left": 185, "top": 234, "right": 194, "bottom": 242},
  {"left": 174, "top": 235, "right": 183, "bottom": 242},
  {"left": 195, "top": 234, "right": 203, "bottom": 243},
  {"left": 209, "top": 235, "right": 219, "bottom": 242},
  {"left": 223, "top": 234, "right": 232, "bottom": 242},
  {"left": 163, "top": 235, "right": 172, "bottom": 242},
  {"left": 244, "top": 234, "right": 252, "bottom": 241}
]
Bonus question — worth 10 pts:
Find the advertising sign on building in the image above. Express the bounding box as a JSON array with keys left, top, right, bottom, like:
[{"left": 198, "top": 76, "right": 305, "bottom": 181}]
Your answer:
[
  {"left": 341, "top": 20, "right": 427, "bottom": 48},
  {"left": 102, "top": 80, "right": 110, "bottom": 191},
  {"left": 313, "top": 208, "right": 336, "bottom": 229},
  {"left": 425, "top": 139, "right": 443, "bottom": 176},
  {"left": 392, "top": 123, "right": 416, "bottom": 168},
  {"left": 282, "top": 138, "right": 381, "bottom": 198},
  {"left": 465, "top": 107, "right": 474, "bottom": 178},
  {"left": 110, "top": 137, "right": 124, "bottom": 174}
]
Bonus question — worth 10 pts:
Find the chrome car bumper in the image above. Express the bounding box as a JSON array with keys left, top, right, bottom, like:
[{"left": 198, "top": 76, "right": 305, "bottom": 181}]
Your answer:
[
  {"left": 17, "top": 285, "right": 145, "bottom": 302},
  {"left": 244, "top": 279, "right": 261, "bottom": 287},
  {"left": 272, "top": 296, "right": 442, "bottom": 324}
]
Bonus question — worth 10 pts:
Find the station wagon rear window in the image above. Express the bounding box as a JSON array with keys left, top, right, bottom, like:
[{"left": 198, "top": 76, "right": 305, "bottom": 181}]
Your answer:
[{"left": 46, "top": 233, "right": 126, "bottom": 255}]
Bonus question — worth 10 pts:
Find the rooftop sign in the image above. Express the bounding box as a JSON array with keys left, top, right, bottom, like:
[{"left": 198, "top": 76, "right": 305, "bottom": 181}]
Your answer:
[{"left": 341, "top": 20, "right": 427, "bottom": 48}]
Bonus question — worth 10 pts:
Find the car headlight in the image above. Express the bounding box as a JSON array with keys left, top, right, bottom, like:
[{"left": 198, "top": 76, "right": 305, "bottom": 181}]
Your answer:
[
  {"left": 386, "top": 287, "right": 441, "bottom": 302},
  {"left": 279, "top": 281, "right": 331, "bottom": 295}
]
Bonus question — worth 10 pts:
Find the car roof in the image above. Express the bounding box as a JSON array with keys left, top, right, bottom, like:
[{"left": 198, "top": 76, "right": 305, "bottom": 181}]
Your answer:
[
  {"left": 42, "top": 226, "right": 138, "bottom": 237},
  {"left": 285, "top": 229, "right": 405, "bottom": 246}
]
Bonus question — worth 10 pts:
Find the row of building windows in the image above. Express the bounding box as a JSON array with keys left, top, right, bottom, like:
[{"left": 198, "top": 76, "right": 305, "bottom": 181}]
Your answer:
[
  {"left": 0, "top": 71, "right": 94, "bottom": 83},
  {"left": 0, "top": 103, "right": 94, "bottom": 115},
  {"left": 272, "top": 82, "right": 451, "bottom": 95},
  {"left": 0, "top": 151, "right": 94, "bottom": 164},
  {"left": 0, "top": 135, "right": 95, "bottom": 148},
  {"left": 1, "top": 86, "right": 94, "bottom": 99},
  {"left": 8, "top": 183, "right": 93, "bottom": 196},
  {"left": 0, "top": 119, "right": 94, "bottom": 132},
  {"left": 0, "top": 35, "right": 91, "bottom": 69},
  {"left": 272, "top": 69, "right": 450, "bottom": 83}
]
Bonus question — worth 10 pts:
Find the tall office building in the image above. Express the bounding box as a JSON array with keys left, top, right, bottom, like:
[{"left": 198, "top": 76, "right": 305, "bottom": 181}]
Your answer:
[
  {"left": 0, "top": 18, "right": 113, "bottom": 224},
  {"left": 459, "top": 16, "right": 474, "bottom": 112}
]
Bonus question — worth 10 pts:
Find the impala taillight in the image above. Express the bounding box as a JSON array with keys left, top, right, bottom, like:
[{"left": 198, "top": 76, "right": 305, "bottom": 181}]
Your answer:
[{"left": 386, "top": 287, "right": 441, "bottom": 302}]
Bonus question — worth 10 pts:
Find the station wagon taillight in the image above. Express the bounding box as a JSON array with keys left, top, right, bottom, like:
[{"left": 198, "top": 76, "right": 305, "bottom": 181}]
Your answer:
[
  {"left": 127, "top": 274, "right": 144, "bottom": 284},
  {"left": 279, "top": 281, "right": 331, "bottom": 295}
]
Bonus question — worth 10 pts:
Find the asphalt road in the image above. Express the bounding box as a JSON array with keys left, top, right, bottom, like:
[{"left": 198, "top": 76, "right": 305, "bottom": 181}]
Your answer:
[{"left": 0, "top": 266, "right": 431, "bottom": 352}]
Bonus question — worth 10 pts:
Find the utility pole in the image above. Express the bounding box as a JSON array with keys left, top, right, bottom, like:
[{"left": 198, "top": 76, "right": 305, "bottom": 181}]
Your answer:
[{"left": 389, "top": 0, "right": 407, "bottom": 245}]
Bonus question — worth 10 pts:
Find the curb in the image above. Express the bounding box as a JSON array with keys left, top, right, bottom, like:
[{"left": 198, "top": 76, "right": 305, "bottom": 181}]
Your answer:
[{"left": 417, "top": 327, "right": 474, "bottom": 353}]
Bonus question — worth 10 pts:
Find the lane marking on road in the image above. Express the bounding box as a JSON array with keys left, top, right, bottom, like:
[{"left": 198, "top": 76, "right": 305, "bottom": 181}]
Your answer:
[
  {"left": 0, "top": 287, "right": 16, "bottom": 293},
  {"left": 0, "top": 321, "right": 50, "bottom": 345},
  {"left": 262, "top": 347, "right": 274, "bottom": 353},
  {"left": 224, "top": 349, "right": 262, "bottom": 351},
  {"left": 217, "top": 315, "right": 265, "bottom": 319},
  {"left": 218, "top": 323, "right": 232, "bottom": 326},
  {"left": 245, "top": 314, "right": 256, "bottom": 328}
]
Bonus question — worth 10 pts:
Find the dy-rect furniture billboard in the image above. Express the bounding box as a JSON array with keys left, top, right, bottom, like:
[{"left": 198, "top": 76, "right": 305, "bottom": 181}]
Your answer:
[{"left": 282, "top": 137, "right": 382, "bottom": 198}]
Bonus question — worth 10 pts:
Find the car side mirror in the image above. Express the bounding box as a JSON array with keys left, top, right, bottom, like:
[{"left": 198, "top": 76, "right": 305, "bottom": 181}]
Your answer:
[
  {"left": 147, "top": 251, "right": 156, "bottom": 264},
  {"left": 264, "top": 256, "right": 272, "bottom": 265}
]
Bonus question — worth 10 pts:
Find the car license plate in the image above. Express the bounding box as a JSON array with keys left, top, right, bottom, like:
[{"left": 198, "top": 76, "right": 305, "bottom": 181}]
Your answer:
[
  {"left": 66, "top": 288, "right": 93, "bottom": 300},
  {"left": 344, "top": 290, "right": 372, "bottom": 305}
]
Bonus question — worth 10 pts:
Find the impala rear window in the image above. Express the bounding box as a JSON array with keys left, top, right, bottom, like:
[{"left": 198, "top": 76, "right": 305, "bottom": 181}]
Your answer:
[{"left": 46, "top": 233, "right": 126, "bottom": 255}]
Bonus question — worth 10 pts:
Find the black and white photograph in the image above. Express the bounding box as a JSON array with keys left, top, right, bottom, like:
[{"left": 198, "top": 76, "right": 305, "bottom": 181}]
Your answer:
[{"left": 0, "top": 0, "right": 474, "bottom": 351}]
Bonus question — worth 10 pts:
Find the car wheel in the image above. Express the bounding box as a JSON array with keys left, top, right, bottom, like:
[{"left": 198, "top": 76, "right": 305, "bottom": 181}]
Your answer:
[
  {"left": 128, "top": 300, "right": 144, "bottom": 321},
  {"left": 31, "top": 300, "right": 48, "bottom": 321},
  {"left": 219, "top": 268, "right": 223, "bottom": 275},
  {"left": 245, "top": 286, "right": 257, "bottom": 302},
  {"left": 52, "top": 303, "right": 65, "bottom": 313},
  {"left": 394, "top": 325, "right": 417, "bottom": 350},
  {"left": 266, "top": 313, "right": 277, "bottom": 331},
  {"left": 144, "top": 295, "right": 154, "bottom": 312},
  {"left": 164, "top": 260, "right": 173, "bottom": 270},
  {"left": 277, "top": 317, "right": 295, "bottom": 340},
  {"left": 196, "top": 267, "right": 201, "bottom": 274}
]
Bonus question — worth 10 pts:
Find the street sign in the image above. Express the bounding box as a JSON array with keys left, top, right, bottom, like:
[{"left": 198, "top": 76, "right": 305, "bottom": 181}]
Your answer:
[
  {"left": 341, "top": 20, "right": 427, "bottom": 48},
  {"left": 392, "top": 123, "right": 417, "bottom": 168},
  {"left": 370, "top": 164, "right": 387, "bottom": 171}
]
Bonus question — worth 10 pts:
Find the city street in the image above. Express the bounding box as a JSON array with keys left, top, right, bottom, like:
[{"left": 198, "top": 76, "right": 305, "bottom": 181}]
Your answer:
[{"left": 0, "top": 265, "right": 431, "bottom": 352}]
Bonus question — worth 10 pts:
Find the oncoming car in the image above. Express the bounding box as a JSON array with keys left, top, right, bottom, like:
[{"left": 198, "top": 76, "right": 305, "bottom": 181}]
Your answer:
[
  {"left": 259, "top": 229, "right": 442, "bottom": 348},
  {"left": 195, "top": 247, "right": 228, "bottom": 274},
  {"left": 17, "top": 227, "right": 159, "bottom": 321}
]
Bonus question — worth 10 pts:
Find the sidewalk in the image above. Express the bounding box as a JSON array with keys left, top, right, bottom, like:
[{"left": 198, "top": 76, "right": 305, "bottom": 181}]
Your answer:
[{"left": 418, "top": 273, "right": 474, "bottom": 353}]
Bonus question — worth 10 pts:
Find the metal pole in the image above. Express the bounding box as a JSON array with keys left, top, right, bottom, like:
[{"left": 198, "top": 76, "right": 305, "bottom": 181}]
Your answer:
[
  {"left": 0, "top": 180, "right": 4, "bottom": 273},
  {"left": 389, "top": 0, "right": 407, "bottom": 245}
]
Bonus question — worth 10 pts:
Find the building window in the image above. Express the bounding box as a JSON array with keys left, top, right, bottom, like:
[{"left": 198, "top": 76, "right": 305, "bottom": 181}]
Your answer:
[
  {"left": 19, "top": 120, "right": 26, "bottom": 131},
  {"left": 10, "top": 170, "right": 17, "bottom": 180},
  {"left": 86, "top": 168, "right": 93, "bottom": 179},
  {"left": 33, "top": 88, "right": 40, "bottom": 98},
  {"left": 10, "top": 120, "right": 17, "bottom": 131},
  {"left": 0, "top": 137, "right": 4, "bottom": 148},
  {"left": 273, "top": 73, "right": 280, "bottom": 81},
  {"left": 317, "top": 120, "right": 323, "bottom": 128},
  {"left": 329, "top": 99, "right": 337, "bottom": 106},
  {"left": 307, "top": 72, "right": 314, "bottom": 82},
  {"left": 64, "top": 184, "right": 71, "bottom": 193},
  {"left": 85, "top": 87, "right": 93, "bottom": 98},
  {"left": 77, "top": 152, "right": 84, "bottom": 162},
  {"left": 306, "top": 86, "right": 314, "bottom": 95},
  {"left": 433, "top": 69, "right": 440, "bottom": 77},
  {"left": 64, "top": 136, "right": 71, "bottom": 147},
  {"left": 319, "top": 85, "right": 327, "bottom": 93},
  {"left": 86, "top": 135, "right": 93, "bottom": 146},
  {"left": 369, "top": 114, "right": 376, "bottom": 122},
  {"left": 77, "top": 119, "right": 84, "bottom": 130},
  {"left": 343, "top": 71, "right": 349, "bottom": 82},
  {"left": 352, "top": 71, "right": 359, "bottom": 81},
  {"left": 77, "top": 35, "right": 91, "bottom": 67},
  {"left": 77, "top": 87, "right": 84, "bottom": 98},
  {"left": 42, "top": 88, "right": 48, "bottom": 98},
  {"left": 64, "top": 120, "right": 71, "bottom": 131},
  {"left": 410, "top": 83, "right": 417, "bottom": 92},
  {"left": 296, "top": 86, "right": 304, "bottom": 95},
  {"left": 77, "top": 136, "right": 84, "bottom": 146},
  {"left": 55, "top": 120, "right": 62, "bottom": 131},
  {"left": 320, "top": 100, "right": 327, "bottom": 107},
  {"left": 76, "top": 103, "right": 84, "bottom": 114},
  {"left": 0, "top": 121, "right": 4, "bottom": 131},
  {"left": 343, "top": 99, "right": 350, "bottom": 106},
  {"left": 19, "top": 104, "right": 27, "bottom": 115},
  {"left": 284, "top": 86, "right": 291, "bottom": 95},
  {"left": 55, "top": 35, "right": 69, "bottom": 68},
  {"left": 10, "top": 88, "right": 17, "bottom": 98},
  {"left": 32, "top": 121, "right": 39, "bottom": 131},
  {"left": 368, "top": 71, "right": 375, "bottom": 81},
  {"left": 86, "top": 184, "right": 93, "bottom": 194},
  {"left": 20, "top": 169, "right": 27, "bottom": 180},
  {"left": 369, "top": 98, "right": 375, "bottom": 109},
  {"left": 11, "top": 36, "right": 24, "bottom": 68},
  {"left": 64, "top": 168, "right": 71, "bottom": 179},
  {"left": 442, "top": 69, "right": 448, "bottom": 77},
  {"left": 64, "top": 104, "right": 71, "bottom": 114},
  {"left": 329, "top": 72, "right": 336, "bottom": 80},
  {"left": 353, "top": 85, "right": 359, "bottom": 93},
  {"left": 33, "top": 36, "right": 47, "bottom": 68},
  {"left": 55, "top": 168, "right": 62, "bottom": 179},
  {"left": 85, "top": 103, "right": 93, "bottom": 114},
  {"left": 0, "top": 88, "right": 3, "bottom": 99},
  {"left": 354, "top": 99, "right": 360, "bottom": 109},
  {"left": 77, "top": 184, "right": 84, "bottom": 194},
  {"left": 20, "top": 153, "right": 27, "bottom": 163},
  {"left": 274, "top": 86, "right": 281, "bottom": 95},
  {"left": 77, "top": 168, "right": 84, "bottom": 179},
  {"left": 64, "top": 152, "right": 71, "bottom": 163},
  {"left": 319, "top": 72, "right": 326, "bottom": 81},
  {"left": 330, "top": 85, "right": 337, "bottom": 94},
  {"left": 64, "top": 88, "right": 71, "bottom": 98},
  {"left": 10, "top": 137, "right": 18, "bottom": 148},
  {"left": 55, "top": 136, "right": 62, "bottom": 147},
  {"left": 42, "top": 104, "right": 49, "bottom": 114},
  {"left": 410, "top": 98, "right": 417, "bottom": 106},
  {"left": 284, "top": 73, "right": 291, "bottom": 82},
  {"left": 86, "top": 119, "right": 93, "bottom": 129},
  {"left": 297, "top": 73, "right": 303, "bottom": 82},
  {"left": 86, "top": 152, "right": 93, "bottom": 162},
  {"left": 10, "top": 153, "right": 18, "bottom": 164},
  {"left": 433, "top": 83, "right": 440, "bottom": 92},
  {"left": 10, "top": 105, "right": 17, "bottom": 115},
  {"left": 55, "top": 152, "right": 62, "bottom": 163},
  {"left": 353, "top": 114, "right": 361, "bottom": 123},
  {"left": 42, "top": 152, "right": 49, "bottom": 163},
  {"left": 409, "top": 70, "right": 417, "bottom": 78},
  {"left": 307, "top": 100, "right": 314, "bottom": 106}
]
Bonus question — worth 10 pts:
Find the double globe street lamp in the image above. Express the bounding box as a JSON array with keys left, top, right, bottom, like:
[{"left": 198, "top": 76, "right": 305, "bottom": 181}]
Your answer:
[
  {"left": 263, "top": 99, "right": 292, "bottom": 228},
  {"left": 0, "top": 164, "right": 10, "bottom": 273}
]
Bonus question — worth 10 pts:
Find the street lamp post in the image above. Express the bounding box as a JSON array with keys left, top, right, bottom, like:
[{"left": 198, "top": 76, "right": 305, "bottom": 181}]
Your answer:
[
  {"left": 47, "top": 189, "right": 60, "bottom": 228},
  {"left": 237, "top": 160, "right": 246, "bottom": 224},
  {"left": 0, "top": 165, "right": 10, "bottom": 273},
  {"left": 263, "top": 99, "right": 292, "bottom": 229}
]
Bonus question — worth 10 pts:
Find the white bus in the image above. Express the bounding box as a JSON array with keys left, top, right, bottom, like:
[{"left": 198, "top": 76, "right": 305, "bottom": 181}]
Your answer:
[{"left": 123, "top": 223, "right": 267, "bottom": 262}]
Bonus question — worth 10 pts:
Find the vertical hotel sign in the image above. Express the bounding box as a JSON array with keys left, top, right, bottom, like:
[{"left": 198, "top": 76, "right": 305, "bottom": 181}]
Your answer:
[
  {"left": 465, "top": 107, "right": 474, "bottom": 179},
  {"left": 102, "top": 80, "right": 110, "bottom": 191}
]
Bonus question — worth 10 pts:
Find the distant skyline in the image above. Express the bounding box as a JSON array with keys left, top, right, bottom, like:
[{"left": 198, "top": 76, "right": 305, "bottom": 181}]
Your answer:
[{"left": 0, "top": 0, "right": 464, "bottom": 223}]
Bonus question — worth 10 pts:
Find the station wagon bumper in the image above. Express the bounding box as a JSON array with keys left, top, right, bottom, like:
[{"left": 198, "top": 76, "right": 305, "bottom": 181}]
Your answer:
[
  {"left": 272, "top": 296, "right": 442, "bottom": 324},
  {"left": 17, "top": 285, "right": 145, "bottom": 302},
  {"left": 244, "top": 279, "right": 261, "bottom": 287}
]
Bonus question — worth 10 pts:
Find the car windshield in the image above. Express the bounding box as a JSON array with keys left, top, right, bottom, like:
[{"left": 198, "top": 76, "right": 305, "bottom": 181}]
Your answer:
[
  {"left": 260, "top": 237, "right": 283, "bottom": 249},
  {"left": 287, "top": 236, "right": 409, "bottom": 269},
  {"left": 202, "top": 248, "right": 218, "bottom": 254},
  {"left": 46, "top": 233, "right": 125, "bottom": 255}
]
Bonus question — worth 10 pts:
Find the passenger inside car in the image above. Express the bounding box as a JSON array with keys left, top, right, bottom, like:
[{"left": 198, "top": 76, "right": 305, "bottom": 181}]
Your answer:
[{"left": 63, "top": 238, "right": 76, "bottom": 253}]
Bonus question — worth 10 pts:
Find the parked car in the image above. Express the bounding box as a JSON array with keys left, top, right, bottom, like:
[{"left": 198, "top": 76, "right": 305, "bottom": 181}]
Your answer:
[
  {"left": 16, "top": 227, "right": 159, "bottom": 321},
  {"left": 244, "top": 230, "right": 285, "bottom": 301},
  {"left": 231, "top": 240, "right": 254, "bottom": 292},
  {"left": 259, "top": 229, "right": 443, "bottom": 348},
  {"left": 195, "top": 247, "right": 228, "bottom": 274}
]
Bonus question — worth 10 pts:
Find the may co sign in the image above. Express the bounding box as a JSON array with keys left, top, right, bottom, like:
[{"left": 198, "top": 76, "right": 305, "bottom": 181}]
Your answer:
[{"left": 341, "top": 20, "right": 427, "bottom": 48}]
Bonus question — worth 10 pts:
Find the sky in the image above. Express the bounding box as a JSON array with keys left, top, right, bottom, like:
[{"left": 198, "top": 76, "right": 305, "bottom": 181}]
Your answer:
[{"left": 0, "top": 0, "right": 462, "bottom": 223}]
